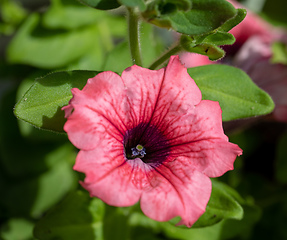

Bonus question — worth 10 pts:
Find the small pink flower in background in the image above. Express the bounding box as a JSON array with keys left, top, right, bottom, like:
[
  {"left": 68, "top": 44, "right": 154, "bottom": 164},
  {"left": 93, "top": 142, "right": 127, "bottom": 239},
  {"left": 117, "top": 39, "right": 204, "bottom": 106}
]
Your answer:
[
  {"left": 63, "top": 56, "right": 242, "bottom": 227},
  {"left": 180, "top": 0, "right": 287, "bottom": 122},
  {"left": 234, "top": 36, "right": 287, "bottom": 122}
]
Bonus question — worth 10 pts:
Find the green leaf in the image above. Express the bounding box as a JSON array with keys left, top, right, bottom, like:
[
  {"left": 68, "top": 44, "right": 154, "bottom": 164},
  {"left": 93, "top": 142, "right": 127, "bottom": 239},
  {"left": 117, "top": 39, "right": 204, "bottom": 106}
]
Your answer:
[
  {"left": 14, "top": 70, "right": 99, "bottom": 132},
  {"left": 192, "top": 180, "right": 243, "bottom": 228},
  {"left": 43, "top": 0, "right": 107, "bottom": 30},
  {"left": 143, "top": 0, "right": 237, "bottom": 35},
  {"left": 16, "top": 71, "right": 68, "bottom": 141},
  {"left": 202, "top": 31, "right": 235, "bottom": 46},
  {"left": 7, "top": 14, "right": 101, "bottom": 69},
  {"left": 0, "top": 218, "right": 34, "bottom": 240},
  {"left": 34, "top": 191, "right": 105, "bottom": 240},
  {"left": 78, "top": 0, "right": 120, "bottom": 10},
  {"left": 0, "top": 0, "right": 27, "bottom": 26},
  {"left": 118, "top": 0, "right": 146, "bottom": 11},
  {"left": 271, "top": 41, "right": 287, "bottom": 65},
  {"left": 180, "top": 30, "right": 235, "bottom": 61},
  {"left": 188, "top": 64, "right": 275, "bottom": 121},
  {"left": 184, "top": 42, "right": 225, "bottom": 61}
]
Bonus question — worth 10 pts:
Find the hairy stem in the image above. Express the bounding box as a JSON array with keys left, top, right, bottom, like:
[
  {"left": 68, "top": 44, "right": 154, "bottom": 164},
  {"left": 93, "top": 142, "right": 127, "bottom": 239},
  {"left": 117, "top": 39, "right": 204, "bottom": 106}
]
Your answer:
[
  {"left": 128, "top": 7, "right": 143, "bottom": 66},
  {"left": 149, "top": 44, "right": 183, "bottom": 70}
]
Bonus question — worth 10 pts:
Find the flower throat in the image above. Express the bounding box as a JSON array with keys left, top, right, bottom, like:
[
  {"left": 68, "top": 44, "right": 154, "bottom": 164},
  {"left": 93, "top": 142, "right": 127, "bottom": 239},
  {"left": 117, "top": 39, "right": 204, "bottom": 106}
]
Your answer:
[{"left": 123, "top": 122, "right": 170, "bottom": 164}]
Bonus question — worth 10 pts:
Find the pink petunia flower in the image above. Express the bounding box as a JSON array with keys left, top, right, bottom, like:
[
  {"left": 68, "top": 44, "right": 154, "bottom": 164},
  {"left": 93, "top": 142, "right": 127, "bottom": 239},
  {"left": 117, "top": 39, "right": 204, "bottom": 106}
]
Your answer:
[{"left": 63, "top": 56, "right": 242, "bottom": 227}]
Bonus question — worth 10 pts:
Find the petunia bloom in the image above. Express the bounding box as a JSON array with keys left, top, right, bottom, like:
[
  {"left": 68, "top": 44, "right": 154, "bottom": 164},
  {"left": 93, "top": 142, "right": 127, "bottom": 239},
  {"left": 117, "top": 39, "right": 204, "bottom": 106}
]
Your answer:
[{"left": 63, "top": 56, "right": 242, "bottom": 227}]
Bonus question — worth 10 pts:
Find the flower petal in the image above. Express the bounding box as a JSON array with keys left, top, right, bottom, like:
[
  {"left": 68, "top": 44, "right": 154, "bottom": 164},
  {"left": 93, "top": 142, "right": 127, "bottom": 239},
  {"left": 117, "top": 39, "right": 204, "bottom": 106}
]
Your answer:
[
  {"left": 166, "top": 100, "right": 242, "bottom": 177},
  {"left": 74, "top": 149, "right": 149, "bottom": 206},
  {"left": 121, "top": 56, "right": 202, "bottom": 128},
  {"left": 63, "top": 71, "right": 127, "bottom": 150},
  {"left": 140, "top": 166, "right": 211, "bottom": 227}
]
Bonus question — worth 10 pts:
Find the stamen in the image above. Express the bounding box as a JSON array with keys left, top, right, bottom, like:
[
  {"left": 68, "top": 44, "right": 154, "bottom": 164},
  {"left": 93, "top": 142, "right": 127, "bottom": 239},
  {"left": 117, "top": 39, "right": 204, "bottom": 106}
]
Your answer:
[{"left": 131, "top": 144, "right": 146, "bottom": 158}]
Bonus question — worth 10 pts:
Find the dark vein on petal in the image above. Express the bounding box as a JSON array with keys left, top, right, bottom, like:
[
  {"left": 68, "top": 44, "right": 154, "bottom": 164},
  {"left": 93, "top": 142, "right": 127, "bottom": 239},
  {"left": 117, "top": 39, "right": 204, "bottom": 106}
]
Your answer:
[
  {"left": 86, "top": 105, "right": 125, "bottom": 137},
  {"left": 147, "top": 137, "right": 221, "bottom": 155},
  {"left": 137, "top": 70, "right": 167, "bottom": 143},
  {"left": 110, "top": 99, "right": 129, "bottom": 132}
]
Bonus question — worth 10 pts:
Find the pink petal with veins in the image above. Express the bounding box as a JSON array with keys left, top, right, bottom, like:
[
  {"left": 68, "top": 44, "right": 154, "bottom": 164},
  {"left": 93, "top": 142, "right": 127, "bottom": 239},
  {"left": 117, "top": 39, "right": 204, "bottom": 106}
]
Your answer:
[
  {"left": 140, "top": 167, "right": 211, "bottom": 227},
  {"left": 121, "top": 56, "right": 202, "bottom": 127},
  {"left": 166, "top": 100, "right": 242, "bottom": 177},
  {"left": 63, "top": 71, "right": 127, "bottom": 150}
]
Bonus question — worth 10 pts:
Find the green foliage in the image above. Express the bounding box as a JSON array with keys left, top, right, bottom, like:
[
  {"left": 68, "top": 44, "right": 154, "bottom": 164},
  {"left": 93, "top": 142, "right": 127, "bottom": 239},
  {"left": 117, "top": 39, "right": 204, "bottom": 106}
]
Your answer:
[
  {"left": 181, "top": 36, "right": 227, "bottom": 60},
  {"left": 142, "top": 0, "right": 237, "bottom": 36},
  {"left": 179, "top": 8, "right": 246, "bottom": 61},
  {"left": 6, "top": 0, "right": 126, "bottom": 70},
  {"left": 6, "top": 14, "right": 102, "bottom": 69},
  {"left": 14, "top": 70, "right": 99, "bottom": 132},
  {"left": 188, "top": 64, "right": 275, "bottom": 121},
  {"left": 0, "top": 0, "right": 27, "bottom": 35},
  {"left": 43, "top": 0, "right": 107, "bottom": 29}
]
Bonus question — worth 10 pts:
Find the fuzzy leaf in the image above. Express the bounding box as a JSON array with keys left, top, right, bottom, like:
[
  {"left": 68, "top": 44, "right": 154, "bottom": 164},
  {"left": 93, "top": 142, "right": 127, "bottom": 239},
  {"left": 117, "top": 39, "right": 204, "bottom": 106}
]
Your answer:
[
  {"left": 143, "top": 0, "right": 237, "bottom": 35},
  {"left": 14, "top": 71, "right": 99, "bottom": 132},
  {"left": 188, "top": 64, "right": 275, "bottom": 121},
  {"left": 202, "top": 31, "right": 235, "bottom": 46},
  {"left": 183, "top": 42, "right": 225, "bottom": 61}
]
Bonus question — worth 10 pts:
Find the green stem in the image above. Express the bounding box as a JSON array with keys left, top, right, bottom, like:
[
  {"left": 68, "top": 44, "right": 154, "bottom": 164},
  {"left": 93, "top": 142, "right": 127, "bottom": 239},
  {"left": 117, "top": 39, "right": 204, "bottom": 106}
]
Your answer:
[
  {"left": 128, "top": 7, "right": 143, "bottom": 66},
  {"left": 149, "top": 44, "right": 183, "bottom": 70}
]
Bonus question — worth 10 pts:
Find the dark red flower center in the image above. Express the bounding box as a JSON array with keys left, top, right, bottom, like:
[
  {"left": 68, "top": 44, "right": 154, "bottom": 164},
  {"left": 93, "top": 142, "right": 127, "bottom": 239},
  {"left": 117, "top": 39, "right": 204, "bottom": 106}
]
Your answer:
[{"left": 124, "top": 123, "right": 170, "bottom": 166}]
